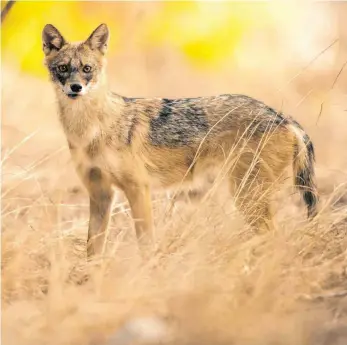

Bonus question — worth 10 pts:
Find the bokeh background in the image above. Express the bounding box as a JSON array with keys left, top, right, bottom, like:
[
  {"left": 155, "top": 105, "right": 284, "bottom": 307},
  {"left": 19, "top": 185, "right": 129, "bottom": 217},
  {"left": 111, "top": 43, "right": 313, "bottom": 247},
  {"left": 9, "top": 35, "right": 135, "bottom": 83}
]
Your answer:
[{"left": 2, "top": 1, "right": 347, "bottom": 345}]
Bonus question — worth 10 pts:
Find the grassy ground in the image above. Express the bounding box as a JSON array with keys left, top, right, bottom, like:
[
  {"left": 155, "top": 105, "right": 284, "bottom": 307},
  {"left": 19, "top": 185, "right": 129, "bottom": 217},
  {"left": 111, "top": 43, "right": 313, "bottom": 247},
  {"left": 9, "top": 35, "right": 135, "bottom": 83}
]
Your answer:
[{"left": 2, "top": 5, "right": 347, "bottom": 344}]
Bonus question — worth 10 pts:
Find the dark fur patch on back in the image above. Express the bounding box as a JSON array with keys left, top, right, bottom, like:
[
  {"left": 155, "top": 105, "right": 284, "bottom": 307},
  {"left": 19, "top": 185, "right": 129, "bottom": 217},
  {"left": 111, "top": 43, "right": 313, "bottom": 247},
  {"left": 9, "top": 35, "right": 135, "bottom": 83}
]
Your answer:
[{"left": 149, "top": 98, "right": 209, "bottom": 147}]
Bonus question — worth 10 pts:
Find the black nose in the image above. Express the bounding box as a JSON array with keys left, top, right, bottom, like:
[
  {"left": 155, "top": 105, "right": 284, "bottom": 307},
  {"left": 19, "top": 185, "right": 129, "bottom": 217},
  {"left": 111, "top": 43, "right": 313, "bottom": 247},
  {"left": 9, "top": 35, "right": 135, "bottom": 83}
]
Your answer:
[{"left": 70, "top": 84, "right": 82, "bottom": 93}]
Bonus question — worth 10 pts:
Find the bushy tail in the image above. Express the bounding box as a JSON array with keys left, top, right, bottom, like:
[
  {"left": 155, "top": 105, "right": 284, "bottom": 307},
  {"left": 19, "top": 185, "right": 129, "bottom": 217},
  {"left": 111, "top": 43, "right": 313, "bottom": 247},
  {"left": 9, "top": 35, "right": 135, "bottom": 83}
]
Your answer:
[{"left": 290, "top": 121, "right": 318, "bottom": 218}]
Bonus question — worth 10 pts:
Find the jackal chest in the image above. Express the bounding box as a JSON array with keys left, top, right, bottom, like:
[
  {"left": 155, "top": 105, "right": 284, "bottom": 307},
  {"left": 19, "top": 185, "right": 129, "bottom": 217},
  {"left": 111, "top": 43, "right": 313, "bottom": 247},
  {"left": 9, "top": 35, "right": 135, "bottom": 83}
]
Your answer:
[{"left": 65, "top": 123, "right": 101, "bottom": 147}]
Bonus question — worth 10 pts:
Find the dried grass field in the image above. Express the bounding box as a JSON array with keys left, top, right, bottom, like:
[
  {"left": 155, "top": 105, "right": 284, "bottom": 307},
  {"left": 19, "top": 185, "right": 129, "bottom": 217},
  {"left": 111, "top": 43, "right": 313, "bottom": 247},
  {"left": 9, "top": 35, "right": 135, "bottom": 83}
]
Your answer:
[{"left": 2, "top": 2, "right": 347, "bottom": 345}]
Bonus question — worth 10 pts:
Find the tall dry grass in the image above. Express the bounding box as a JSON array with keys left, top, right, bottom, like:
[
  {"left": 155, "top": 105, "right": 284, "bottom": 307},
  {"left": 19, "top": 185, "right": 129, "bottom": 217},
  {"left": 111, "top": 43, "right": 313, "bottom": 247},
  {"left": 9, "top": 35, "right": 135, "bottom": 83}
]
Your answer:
[{"left": 2, "top": 2, "right": 347, "bottom": 345}]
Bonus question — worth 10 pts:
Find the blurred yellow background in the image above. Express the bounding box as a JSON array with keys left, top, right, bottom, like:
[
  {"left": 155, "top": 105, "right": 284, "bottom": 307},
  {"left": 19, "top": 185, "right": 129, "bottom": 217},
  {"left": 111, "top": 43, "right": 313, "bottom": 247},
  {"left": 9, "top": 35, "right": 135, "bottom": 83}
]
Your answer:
[
  {"left": 1, "top": 1, "right": 275, "bottom": 77},
  {"left": 2, "top": 1, "right": 345, "bottom": 150}
]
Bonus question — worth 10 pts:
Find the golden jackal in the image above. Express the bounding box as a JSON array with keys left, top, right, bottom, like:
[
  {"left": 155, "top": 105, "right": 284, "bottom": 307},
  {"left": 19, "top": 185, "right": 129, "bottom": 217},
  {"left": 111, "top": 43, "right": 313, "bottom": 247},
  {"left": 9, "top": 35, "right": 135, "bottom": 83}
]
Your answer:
[{"left": 42, "top": 24, "right": 318, "bottom": 257}]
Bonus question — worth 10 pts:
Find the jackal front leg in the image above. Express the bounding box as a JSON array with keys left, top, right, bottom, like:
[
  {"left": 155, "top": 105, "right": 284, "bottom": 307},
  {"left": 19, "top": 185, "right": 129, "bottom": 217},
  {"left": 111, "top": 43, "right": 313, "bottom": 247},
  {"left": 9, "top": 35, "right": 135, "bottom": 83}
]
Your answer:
[{"left": 86, "top": 168, "right": 114, "bottom": 258}]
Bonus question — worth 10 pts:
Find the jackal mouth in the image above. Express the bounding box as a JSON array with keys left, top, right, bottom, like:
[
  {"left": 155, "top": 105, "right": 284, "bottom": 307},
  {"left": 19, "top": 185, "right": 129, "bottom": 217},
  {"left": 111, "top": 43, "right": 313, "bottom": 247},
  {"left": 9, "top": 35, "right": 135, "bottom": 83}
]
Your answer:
[{"left": 67, "top": 93, "right": 80, "bottom": 99}]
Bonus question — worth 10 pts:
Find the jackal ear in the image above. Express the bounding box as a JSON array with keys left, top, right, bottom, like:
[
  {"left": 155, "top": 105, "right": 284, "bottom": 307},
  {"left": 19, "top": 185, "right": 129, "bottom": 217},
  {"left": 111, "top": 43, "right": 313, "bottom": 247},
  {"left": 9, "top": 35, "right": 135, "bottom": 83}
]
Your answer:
[
  {"left": 85, "top": 24, "right": 109, "bottom": 54},
  {"left": 42, "top": 24, "right": 66, "bottom": 56}
]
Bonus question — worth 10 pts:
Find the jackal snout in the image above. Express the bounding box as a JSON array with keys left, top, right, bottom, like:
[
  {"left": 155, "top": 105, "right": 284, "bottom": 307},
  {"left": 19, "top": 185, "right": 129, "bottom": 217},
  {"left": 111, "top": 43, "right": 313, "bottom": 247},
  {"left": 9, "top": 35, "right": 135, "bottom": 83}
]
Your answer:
[{"left": 63, "top": 78, "right": 85, "bottom": 99}]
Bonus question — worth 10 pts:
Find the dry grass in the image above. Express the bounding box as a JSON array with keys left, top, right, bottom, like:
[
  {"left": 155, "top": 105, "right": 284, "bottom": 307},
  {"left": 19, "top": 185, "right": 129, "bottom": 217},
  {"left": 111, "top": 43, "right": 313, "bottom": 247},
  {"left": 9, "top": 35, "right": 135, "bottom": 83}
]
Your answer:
[
  {"left": 2, "top": 3, "right": 347, "bottom": 345},
  {"left": 2, "top": 145, "right": 347, "bottom": 345}
]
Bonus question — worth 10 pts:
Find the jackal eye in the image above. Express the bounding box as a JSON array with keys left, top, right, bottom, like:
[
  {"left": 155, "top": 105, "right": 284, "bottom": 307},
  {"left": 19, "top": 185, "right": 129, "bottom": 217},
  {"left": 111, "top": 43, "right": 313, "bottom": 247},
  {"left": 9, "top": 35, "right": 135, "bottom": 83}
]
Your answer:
[
  {"left": 82, "top": 65, "right": 92, "bottom": 73},
  {"left": 58, "top": 65, "right": 68, "bottom": 73}
]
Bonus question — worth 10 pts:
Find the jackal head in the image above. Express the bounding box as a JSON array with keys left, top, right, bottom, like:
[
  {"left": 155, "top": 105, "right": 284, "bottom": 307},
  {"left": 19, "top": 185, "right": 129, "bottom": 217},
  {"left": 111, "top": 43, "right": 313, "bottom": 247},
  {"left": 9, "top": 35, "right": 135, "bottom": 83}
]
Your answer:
[{"left": 42, "top": 24, "right": 109, "bottom": 99}]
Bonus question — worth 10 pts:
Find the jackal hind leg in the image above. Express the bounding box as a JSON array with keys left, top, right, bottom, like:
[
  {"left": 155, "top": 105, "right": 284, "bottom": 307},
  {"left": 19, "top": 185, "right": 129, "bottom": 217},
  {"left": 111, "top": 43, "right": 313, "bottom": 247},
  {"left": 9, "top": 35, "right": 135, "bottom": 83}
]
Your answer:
[{"left": 229, "top": 159, "right": 276, "bottom": 233}]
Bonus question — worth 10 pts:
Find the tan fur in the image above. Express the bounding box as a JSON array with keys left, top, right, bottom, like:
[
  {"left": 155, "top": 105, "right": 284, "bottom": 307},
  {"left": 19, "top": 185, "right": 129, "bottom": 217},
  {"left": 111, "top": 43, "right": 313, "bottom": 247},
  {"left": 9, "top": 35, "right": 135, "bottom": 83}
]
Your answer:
[{"left": 42, "top": 24, "right": 318, "bottom": 258}]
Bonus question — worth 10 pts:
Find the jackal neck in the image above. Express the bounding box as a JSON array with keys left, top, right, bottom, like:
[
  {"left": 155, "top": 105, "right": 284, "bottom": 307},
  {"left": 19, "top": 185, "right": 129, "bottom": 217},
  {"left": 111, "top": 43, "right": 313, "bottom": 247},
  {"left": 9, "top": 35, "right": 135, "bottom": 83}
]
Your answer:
[{"left": 56, "top": 84, "right": 123, "bottom": 142}]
